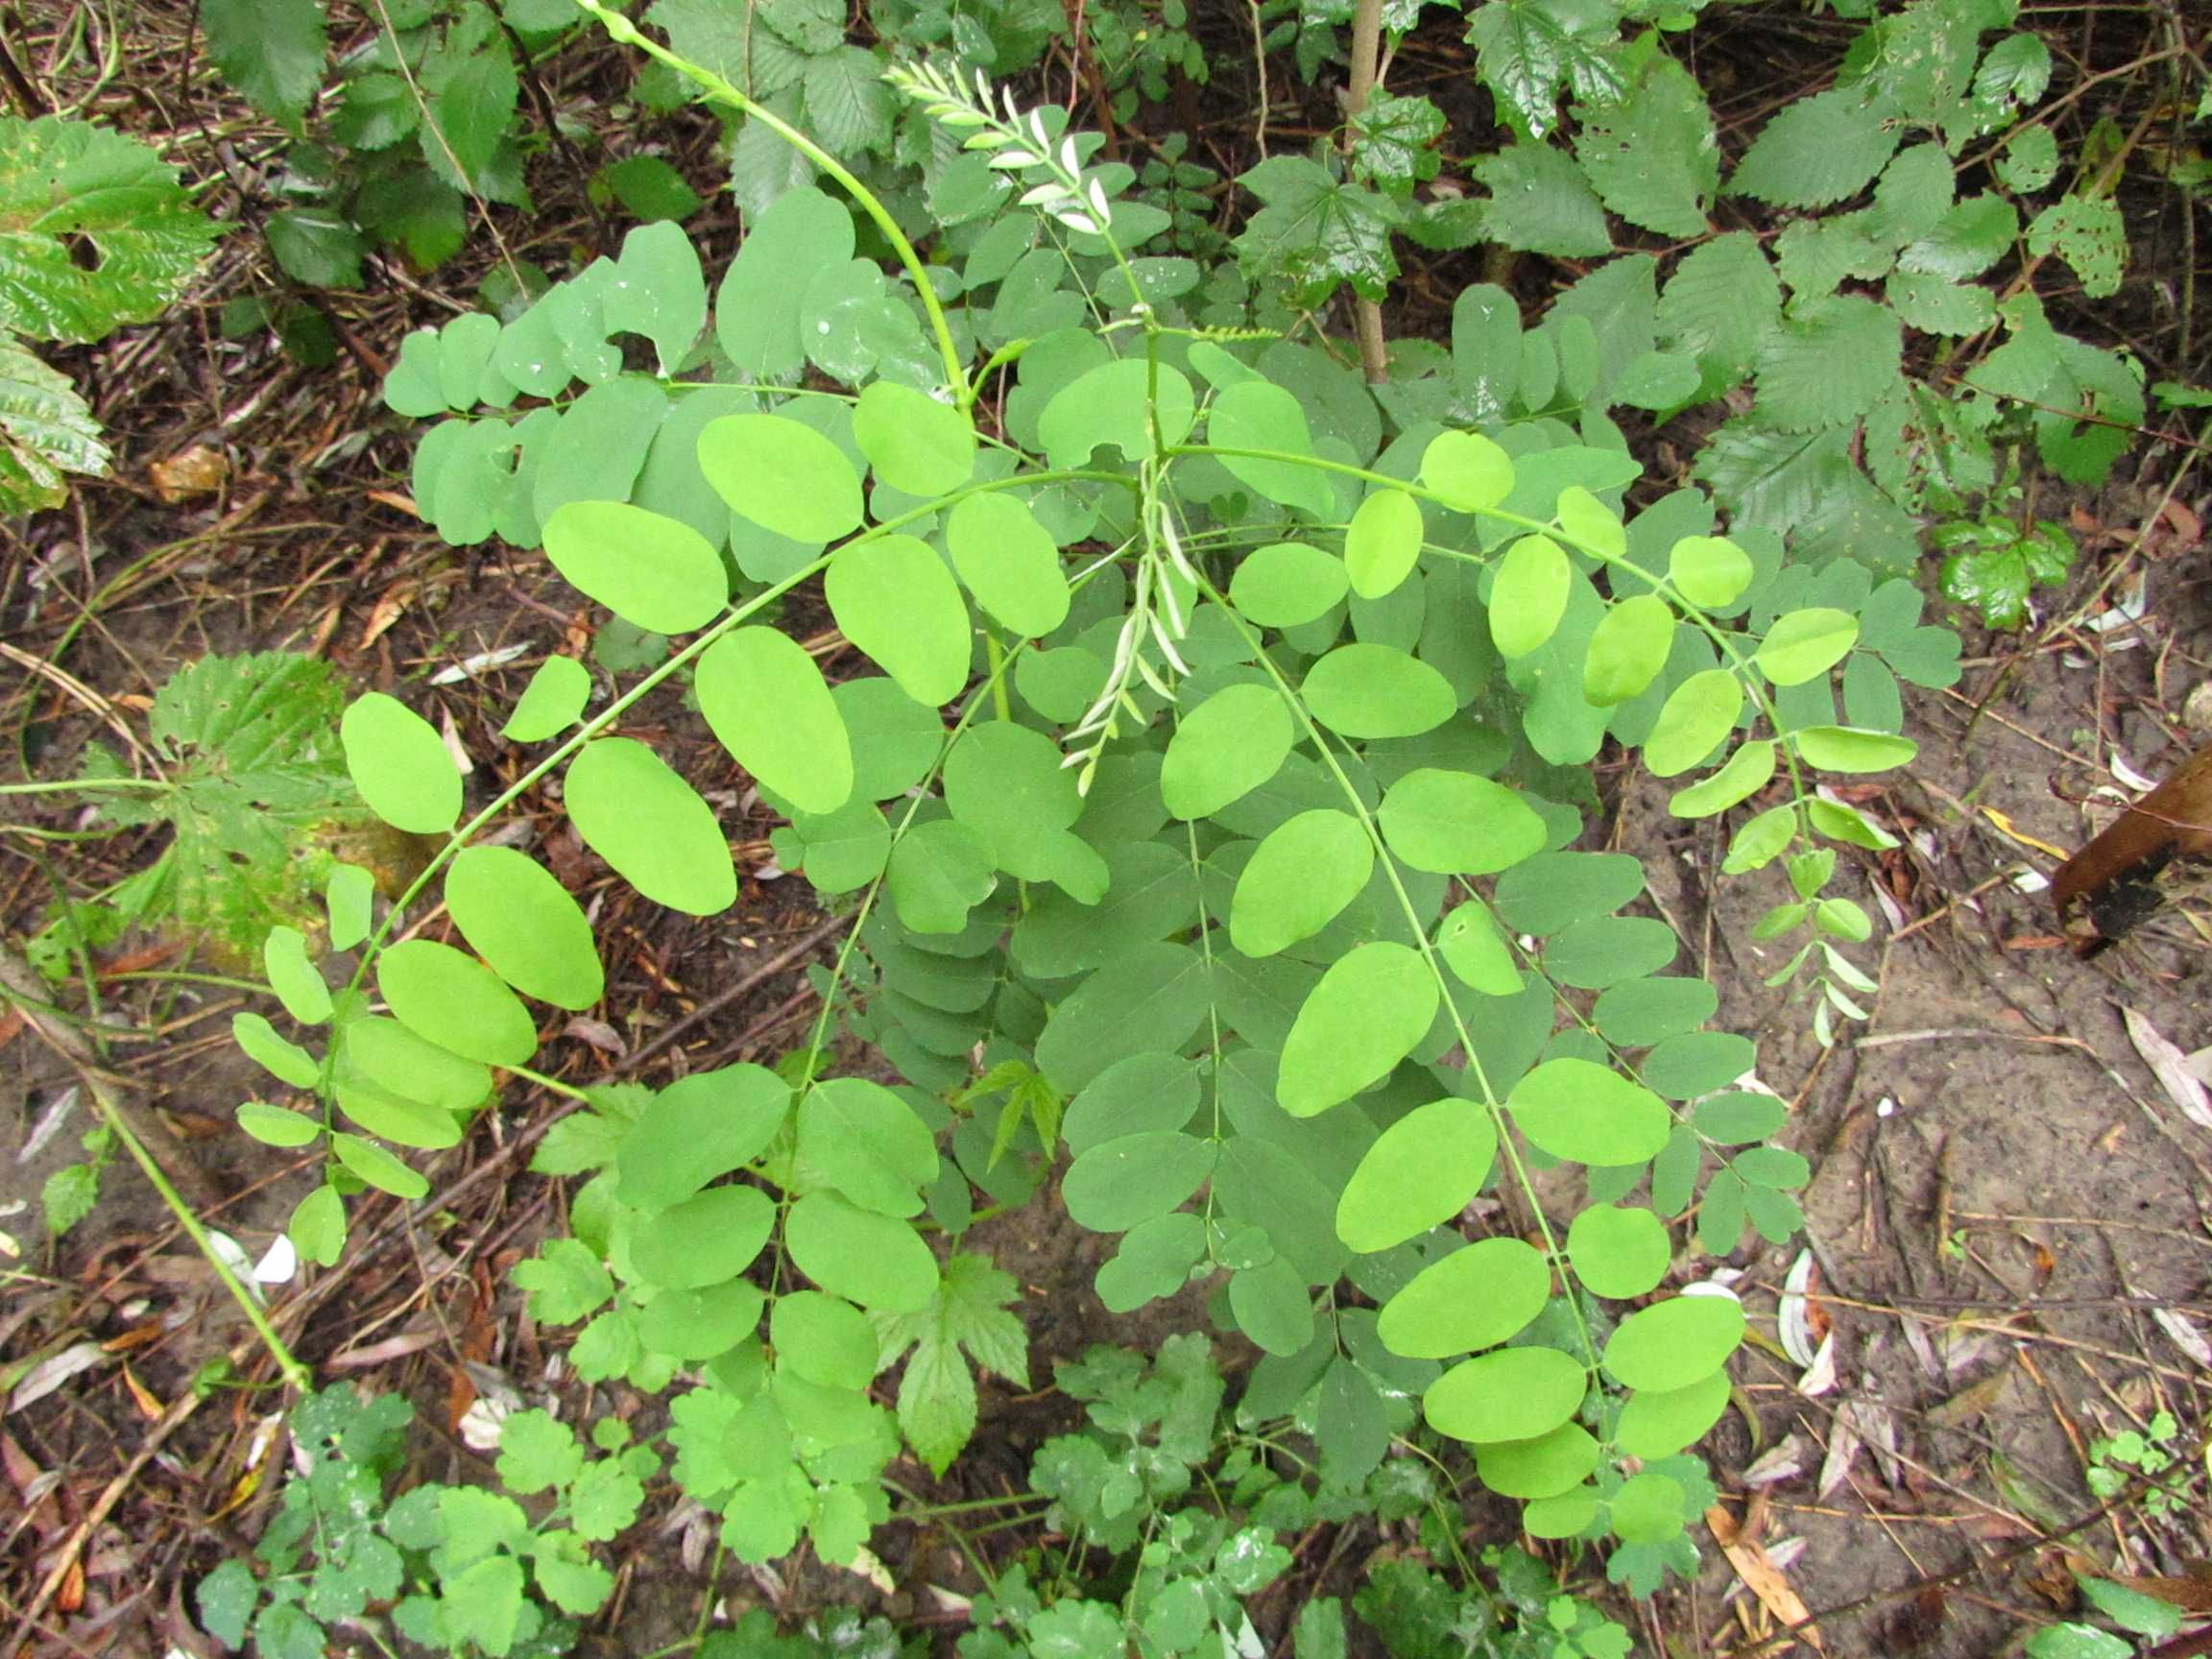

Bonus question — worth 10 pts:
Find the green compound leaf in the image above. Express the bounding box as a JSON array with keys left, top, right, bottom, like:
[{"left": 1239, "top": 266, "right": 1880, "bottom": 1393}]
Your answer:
[
  {"left": 541, "top": 501, "right": 730, "bottom": 636},
  {"left": 942, "top": 720, "right": 1085, "bottom": 880},
  {"left": 826, "top": 535, "right": 972, "bottom": 708},
  {"left": 1420, "top": 429, "right": 1513, "bottom": 515},
  {"left": 341, "top": 693, "right": 461, "bottom": 835},
  {"left": 1378, "top": 1236, "right": 1550, "bottom": 1359},
  {"left": 1232, "top": 155, "right": 1401, "bottom": 309},
  {"left": 1565, "top": 1204, "right": 1671, "bottom": 1298},
  {"left": 698, "top": 412, "right": 863, "bottom": 543},
  {"left": 1644, "top": 669, "right": 1744, "bottom": 779},
  {"left": 512, "top": 1237, "right": 613, "bottom": 1325},
  {"left": 2026, "top": 194, "right": 2126, "bottom": 301},
  {"left": 1793, "top": 724, "right": 1917, "bottom": 773},
  {"left": 1423, "top": 1345, "right": 1589, "bottom": 1444},
  {"left": 341, "top": 1014, "right": 490, "bottom": 1113},
  {"left": 796, "top": 1077, "right": 940, "bottom": 1217},
  {"left": 0, "top": 332, "right": 108, "bottom": 511},
  {"left": 376, "top": 938, "right": 538, "bottom": 1068},
  {"left": 617, "top": 1064, "right": 790, "bottom": 1210},
  {"left": 1344, "top": 488, "right": 1426, "bottom": 600},
  {"left": 1667, "top": 535, "right": 1754, "bottom": 611},
  {"left": 1302, "top": 644, "right": 1457, "bottom": 739},
  {"left": 853, "top": 380, "right": 974, "bottom": 496},
  {"left": 1230, "top": 808, "right": 1373, "bottom": 958},
  {"left": 1601, "top": 1291, "right": 1745, "bottom": 1390},
  {"left": 1756, "top": 295, "right": 1903, "bottom": 432},
  {"left": 1231, "top": 1255, "right": 1315, "bottom": 1356},
  {"left": 445, "top": 847, "right": 605, "bottom": 1011},
  {"left": 501, "top": 657, "right": 592, "bottom": 742},
  {"left": 1475, "top": 143, "right": 1611, "bottom": 257},
  {"left": 1207, "top": 377, "right": 1334, "bottom": 516},
  {"left": 944, "top": 493, "right": 1070, "bottom": 637},
  {"left": 631, "top": 1184, "right": 775, "bottom": 1288},
  {"left": 785, "top": 1192, "right": 941, "bottom": 1312},
  {"left": 697, "top": 626, "right": 854, "bottom": 816},
  {"left": 1378, "top": 768, "right": 1546, "bottom": 876},
  {"left": 1670, "top": 739, "right": 1776, "bottom": 818},
  {"left": 1334, "top": 1098, "right": 1497, "bottom": 1254},
  {"left": 1162, "top": 683, "right": 1292, "bottom": 820},
  {"left": 873, "top": 1253, "right": 1030, "bottom": 1477},
  {"left": 1582, "top": 594, "right": 1673, "bottom": 706},
  {"left": 602, "top": 219, "right": 708, "bottom": 376},
  {"left": 1435, "top": 902, "right": 1521, "bottom": 996},
  {"left": 1756, "top": 608, "right": 1859, "bottom": 685},
  {"left": 495, "top": 1408, "right": 584, "bottom": 1495},
  {"left": 1230, "top": 541, "right": 1349, "bottom": 628},
  {"left": 1464, "top": 0, "right": 1628, "bottom": 141},
  {"left": 1575, "top": 56, "right": 1719, "bottom": 238},
  {"left": 0, "top": 116, "right": 223, "bottom": 345},
  {"left": 1506, "top": 1057, "right": 1671, "bottom": 1166},
  {"left": 1278, "top": 941, "right": 1439, "bottom": 1118},
  {"left": 1489, "top": 534, "right": 1570, "bottom": 659},
  {"left": 565, "top": 736, "right": 736, "bottom": 916}
]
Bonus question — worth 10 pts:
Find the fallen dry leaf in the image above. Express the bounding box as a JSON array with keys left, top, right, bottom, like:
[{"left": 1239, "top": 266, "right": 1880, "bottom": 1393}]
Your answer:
[
  {"left": 1708, "top": 1503, "right": 1825, "bottom": 1651},
  {"left": 148, "top": 445, "right": 229, "bottom": 502},
  {"left": 2152, "top": 1306, "right": 2212, "bottom": 1368},
  {"left": 2123, "top": 1006, "right": 2212, "bottom": 1131}
]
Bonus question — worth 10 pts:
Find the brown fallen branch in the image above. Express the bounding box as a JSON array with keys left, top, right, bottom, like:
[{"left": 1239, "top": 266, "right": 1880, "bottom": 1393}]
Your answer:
[{"left": 2051, "top": 742, "right": 2212, "bottom": 954}]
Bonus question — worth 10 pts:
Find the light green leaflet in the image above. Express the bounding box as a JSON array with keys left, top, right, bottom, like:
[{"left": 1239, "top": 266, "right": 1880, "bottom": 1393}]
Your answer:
[
  {"left": 1667, "top": 534, "right": 1753, "bottom": 610},
  {"left": 852, "top": 380, "right": 974, "bottom": 497},
  {"left": 1489, "top": 536, "right": 1570, "bottom": 659},
  {"left": 445, "top": 846, "right": 605, "bottom": 1010},
  {"left": 342, "top": 693, "right": 461, "bottom": 835},
  {"left": 1566, "top": 1204, "right": 1671, "bottom": 1298},
  {"left": 1344, "top": 488, "right": 1425, "bottom": 600},
  {"left": 502, "top": 657, "right": 591, "bottom": 742},
  {"left": 1554, "top": 485, "right": 1625, "bottom": 559},
  {"left": 1436, "top": 902, "right": 1521, "bottom": 995},
  {"left": 1644, "top": 669, "right": 1743, "bottom": 778},
  {"left": 376, "top": 938, "right": 538, "bottom": 1067},
  {"left": 1229, "top": 541, "right": 1347, "bottom": 627},
  {"left": 1420, "top": 430, "right": 1513, "bottom": 514},
  {"left": 826, "top": 535, "right": 972, "bottom": 707},
  {"left": 1378, "top": 1236, "right": 1548, "bottom": 1358},
  {"left": 565, "top": 736, "right": 735, "bottom": 916},
  {"left": 541, "top": 500, "right": 729, "bottom": 635},
  {"left": 696, "top": 626, "right": 854, "bottom": 816},
  {"left": 717, "top": 186, "right": 854, "bottom": 378},
  {"left": 1616, "top": 1371, "right": 1731, "bottom": 1459},
  {"left": 944, "top": 493, "right": 1070, "bottom": 637},
  {"left": 1424, "top": 1346, "right": 1589, "bottom": 1444},
  {"left": 334, "top": 1132, "right": 429, "bottom": 1199},
  {"left": 1206, "top": 378, "right": 1332, "bottom": 516},
  {"left": 1601, "top": 1292, "right": 1745, "bottom": 1391},
  {"left": 795, "top": 1077, "right": 939, "bottom": 1218},
  {"left": 1037, "top": 356, "right": 1195, "bottom": 469},
  {"left": 1757, "top": 607, "right": 1859, "bottom": 685},
  {"left": 698, "top": 413, "right": 863, "bottom": 543},
  {"left": 1670, "top": 738, "right": 1774, "bottom": 817},
  {"left": 1229, "top": 809, "right": 1372, "bottom": 958},
  {"left": 1794, "top": 725, "right": 1916, "bottom": 772},
  {"left": 325, "top": 864, "right": 374, "bottom": 952},
  {"left": 1302, "top": 644, "right": 1457, "bottom": 739},
  {"left": 1378, "top": 768, "right": 1545, "bottom": 876},
  {"left": 1277, "top": 941, "right": 1439, "bottom": 1118},
  {"left": 770, "top": 1291, "right": 879, "bottom": 1390},
  {"left": 264, "top": 926, "right": 331, "bottom": 1024},
  {"left": 1582, "top": 593, "right": 1673, "bottom": 706},
  {"left": 632, "top": 1185, "right": 775, "bottom": 1288},
  {"left": 1334, "top": 1098, "right": 1496, "bottom": 1254},
  {"left": 1162, "top": 684, "right": 1292, "bottom": 820},
  {"left": 618, "top": 1065, "right": 790, "bottom": 1210},
  {"left": 1506, "top": 1056, "right": 1671, "bottom": 1166},
  {"left": 784, "top": 1192, "right": 940, "bottom": 1311}
]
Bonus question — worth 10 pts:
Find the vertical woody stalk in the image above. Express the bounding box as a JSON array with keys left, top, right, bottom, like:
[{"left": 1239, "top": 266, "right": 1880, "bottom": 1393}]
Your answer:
[{"left": 1345, "top": 0, "right": 1389, "bottom": 384}]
